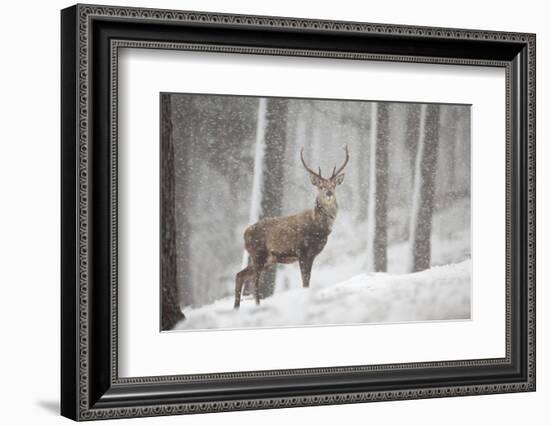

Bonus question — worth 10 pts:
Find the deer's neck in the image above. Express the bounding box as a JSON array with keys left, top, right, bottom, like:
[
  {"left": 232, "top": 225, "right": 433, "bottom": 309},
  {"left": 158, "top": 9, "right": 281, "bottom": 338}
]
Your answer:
[{"left": 314, "top": 197, "right": 338, "bottom": 231}]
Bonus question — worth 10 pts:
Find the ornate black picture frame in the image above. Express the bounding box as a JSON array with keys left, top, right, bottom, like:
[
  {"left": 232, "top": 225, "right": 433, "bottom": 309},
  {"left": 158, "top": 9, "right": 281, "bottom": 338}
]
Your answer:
[{"left": 61, "top": 3, "right": 536, "bottom": 421}]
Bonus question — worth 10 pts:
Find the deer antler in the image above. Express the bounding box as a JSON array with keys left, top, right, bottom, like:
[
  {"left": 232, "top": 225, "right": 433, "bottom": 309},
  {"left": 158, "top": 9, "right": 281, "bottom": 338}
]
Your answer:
[
  {"left": 300, "top": 147, "right": 323, "bottom": 179},
  {"left": 331, "top": 145, "right": 349, "bottom": 179}
]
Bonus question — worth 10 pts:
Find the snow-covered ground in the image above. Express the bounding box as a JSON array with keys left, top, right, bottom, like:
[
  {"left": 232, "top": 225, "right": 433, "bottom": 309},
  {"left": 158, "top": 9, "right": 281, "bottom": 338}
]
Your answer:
[{"left": 175, "top": 260, "right": 471, "bottom": 331}]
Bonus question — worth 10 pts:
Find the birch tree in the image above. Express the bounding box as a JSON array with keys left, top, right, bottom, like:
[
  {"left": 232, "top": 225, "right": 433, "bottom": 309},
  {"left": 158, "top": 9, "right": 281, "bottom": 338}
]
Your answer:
[
  {"left": 242, "top": 98, "right": 268, "bottom": 269},
  {"left": 242, "top": 98, "right": 288, "bottom": 299},
  {"left": 408, "top": 103, "right": 441, "bottom": 272},
  {"left": 366, "top": 103, "right": 389, "bottom": 272},
  {"left": 258, "top": 98, "right": 288, "bottom": 298}
]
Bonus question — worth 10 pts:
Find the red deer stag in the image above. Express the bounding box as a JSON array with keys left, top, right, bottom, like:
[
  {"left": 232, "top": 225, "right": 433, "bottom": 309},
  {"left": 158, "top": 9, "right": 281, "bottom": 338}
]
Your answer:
[{"left": 234, "top": 146, "right": 349, "bottom": 308}]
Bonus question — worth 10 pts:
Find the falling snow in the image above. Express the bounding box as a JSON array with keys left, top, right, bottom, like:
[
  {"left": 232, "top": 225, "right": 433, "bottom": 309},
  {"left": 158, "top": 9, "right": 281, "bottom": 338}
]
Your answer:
[{"left": 163, "top": 94, "right": 471, "bottom": 330}]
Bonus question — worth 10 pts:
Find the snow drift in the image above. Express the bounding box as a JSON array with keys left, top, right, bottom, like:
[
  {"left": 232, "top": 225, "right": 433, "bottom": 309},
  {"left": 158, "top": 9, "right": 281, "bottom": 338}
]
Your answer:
[{"left": 174, "top": 260, "right": 471, "bottom": 331}]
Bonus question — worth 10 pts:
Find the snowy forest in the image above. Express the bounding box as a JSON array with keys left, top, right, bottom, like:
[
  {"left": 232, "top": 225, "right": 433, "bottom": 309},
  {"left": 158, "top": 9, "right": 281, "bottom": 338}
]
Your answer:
[{"left": 160, "top": 93, "right": 471, "bottom": 331}]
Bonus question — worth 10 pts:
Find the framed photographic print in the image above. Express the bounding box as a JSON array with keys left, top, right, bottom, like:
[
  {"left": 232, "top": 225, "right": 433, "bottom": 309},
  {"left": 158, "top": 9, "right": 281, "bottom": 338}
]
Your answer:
[{"left": 61, "top": 3, "right": 536, "bottom": 421}]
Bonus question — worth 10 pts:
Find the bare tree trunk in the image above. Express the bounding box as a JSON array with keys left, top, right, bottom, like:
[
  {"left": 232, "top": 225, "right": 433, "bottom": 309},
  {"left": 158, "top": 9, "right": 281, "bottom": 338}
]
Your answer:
[
  {"left": 173, "top": 97, "right": 196, "bottom": 309},
  {"left": 160, "top": 94, "right": 185, "bottom": 330},
  {"left": 366, "top": 103, "right": 389, "bottom": 272},
  {"left": 242, "top": 98, "right": 268, "bottom": 269},
  {"left": 258, "top": 98, "right": 288, "bottom": 298},
  {"left": 356, "top": 103, "right": 370, "bottom": 222},
  {"left": 456, "top": 109, "right": 471, "bottom": 194},
  {"left": 405, "top": 104, "right": 421, "bottom": 179},
  {"left": 435, "top": 107, "right": 459, "bottom": 205},
  {"left": 445, "top": 108, "right": 458, "bottom": 192},
  {"left": 408, "top": 104, "right": 441, "bottom": 272}
]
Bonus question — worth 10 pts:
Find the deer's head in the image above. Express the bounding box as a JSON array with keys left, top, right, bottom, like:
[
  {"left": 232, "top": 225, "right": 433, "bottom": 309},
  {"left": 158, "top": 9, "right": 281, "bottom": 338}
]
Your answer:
[{"left": 300, "top": 146, "right": 349, "bottom": 214}]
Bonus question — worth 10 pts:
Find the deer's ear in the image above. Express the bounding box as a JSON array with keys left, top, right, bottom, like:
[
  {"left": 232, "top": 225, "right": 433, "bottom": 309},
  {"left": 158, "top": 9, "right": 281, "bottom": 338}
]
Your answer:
[
  {"left": 309, "top": 174, "right": 322, "bottom": 187},
  {"left": 334, "top": 173, "right": 345, "bottom": 185}
]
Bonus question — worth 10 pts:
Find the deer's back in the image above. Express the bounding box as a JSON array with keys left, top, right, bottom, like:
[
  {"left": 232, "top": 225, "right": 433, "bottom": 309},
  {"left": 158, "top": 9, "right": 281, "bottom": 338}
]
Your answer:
[{"left": 244, "top": 210, "right": 329, "bottom": 261}]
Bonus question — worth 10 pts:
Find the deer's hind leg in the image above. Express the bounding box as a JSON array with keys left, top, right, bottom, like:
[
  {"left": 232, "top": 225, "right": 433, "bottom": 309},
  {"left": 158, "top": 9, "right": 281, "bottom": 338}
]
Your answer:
[
  {"left": 299, "top": 256, "right": 314, "bottom": 288},
  {"left": 252, "top": 267, "right": 263, "bottom": 306},
  {"left": 235, "top": 266, "right": 255, "bottom": 309},
  {"left": 251, "top": 254, "right": 269, "bottom": 306}
]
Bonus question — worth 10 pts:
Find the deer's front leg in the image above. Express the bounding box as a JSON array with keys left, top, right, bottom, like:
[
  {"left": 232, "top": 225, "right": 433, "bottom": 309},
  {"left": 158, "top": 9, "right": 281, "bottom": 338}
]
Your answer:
[{"left": 299, "top": 257, "right": 314, "bottom": 288}]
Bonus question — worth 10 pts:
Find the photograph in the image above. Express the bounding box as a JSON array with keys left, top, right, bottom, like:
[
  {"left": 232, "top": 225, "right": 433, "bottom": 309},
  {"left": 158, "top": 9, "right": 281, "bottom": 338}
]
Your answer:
[{"left": 160, "top": 93, "right": 472, "bottom": 331}]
